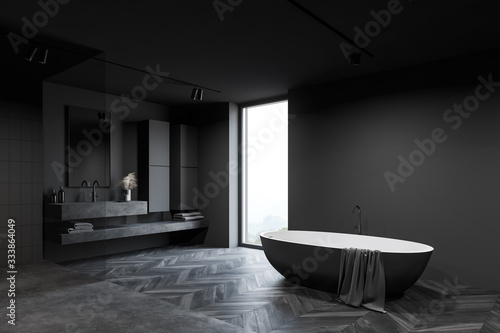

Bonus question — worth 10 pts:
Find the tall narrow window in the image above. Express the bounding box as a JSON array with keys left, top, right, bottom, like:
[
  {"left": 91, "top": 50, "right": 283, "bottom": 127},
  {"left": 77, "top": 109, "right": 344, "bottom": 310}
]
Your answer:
[{"left": 242, "top": 100, "right": 288, "bottom": 246}]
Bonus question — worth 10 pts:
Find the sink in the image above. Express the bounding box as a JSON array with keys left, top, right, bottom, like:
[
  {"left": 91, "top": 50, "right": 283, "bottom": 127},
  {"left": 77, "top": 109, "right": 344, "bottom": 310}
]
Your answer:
[{"left": 46, "top": 201, "right": 148, "bottom": 220}]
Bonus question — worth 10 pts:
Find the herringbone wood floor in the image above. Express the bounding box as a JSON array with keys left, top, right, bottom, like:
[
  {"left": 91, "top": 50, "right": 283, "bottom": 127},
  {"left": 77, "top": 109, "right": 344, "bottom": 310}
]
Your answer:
[{"left": 64, "top": 246, "right": 500, "bottom": 333}]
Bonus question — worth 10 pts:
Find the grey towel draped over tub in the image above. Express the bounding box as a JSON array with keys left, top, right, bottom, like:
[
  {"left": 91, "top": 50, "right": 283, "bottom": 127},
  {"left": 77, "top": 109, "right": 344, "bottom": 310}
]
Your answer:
[{"left": 337, "top": 248, "right": 386, "bottom": 313}]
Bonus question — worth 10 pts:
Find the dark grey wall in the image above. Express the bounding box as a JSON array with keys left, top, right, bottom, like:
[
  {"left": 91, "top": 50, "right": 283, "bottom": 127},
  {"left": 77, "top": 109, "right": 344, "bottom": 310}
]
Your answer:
[
  {"left": 199, "top": 119, "right": 229, "bottom": 247},
  {"left": 0, "top": 100, "right": 43, "bottom": 264},
  {"left": 198, "top": 102, "right": 239, "bottom": 248},
  {"left": 289, "top": 49, "right": 500, "bottom": 291}
]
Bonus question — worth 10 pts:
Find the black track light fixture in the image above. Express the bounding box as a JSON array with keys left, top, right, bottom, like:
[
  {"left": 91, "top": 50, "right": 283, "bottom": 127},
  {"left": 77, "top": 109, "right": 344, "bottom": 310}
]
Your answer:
[
  {"left": 285, "top": 0, "right": 374, "bottom": 64},
  {"left": 38, "top": 48, "right": 48, "bottom": 65},
  {"left": 25, "top": 46, "right": 38, "bottom": 62},
  {"left": 3, "top": 33, "right": 221, "bottom": 96},
  {"left": 23, "top": 43, "right": 48, "bottom": 64},
  {"left": 191, "top": 88, "right": 204, "bottom": 101},
  {"left": 346, "top": 47, "right": 361, "bottom": 66}
]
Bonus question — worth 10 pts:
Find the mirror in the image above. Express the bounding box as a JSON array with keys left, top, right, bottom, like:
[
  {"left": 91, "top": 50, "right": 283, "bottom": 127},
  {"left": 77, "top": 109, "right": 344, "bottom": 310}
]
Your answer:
[{"left": 66, "top": 106, "right": 111, "bottom": 187}]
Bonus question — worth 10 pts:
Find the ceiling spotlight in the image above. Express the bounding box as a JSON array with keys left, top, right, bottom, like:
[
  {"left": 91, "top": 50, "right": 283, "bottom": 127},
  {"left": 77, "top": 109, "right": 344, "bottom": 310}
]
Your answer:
[
  {"left": 196, "top": 89, "right": 203, "bottom": 101},
  {"left": 25, "top": 46, "right": 38, "bottom": 62},
  {"left": 191, "top": 88, "right": 203, "bottom": 101},
  {"left": 38, "top": 48, "right": 48, "bottom": 65},
  {"left": 347, "top": 47, "right": 361, "bottom": 66}
]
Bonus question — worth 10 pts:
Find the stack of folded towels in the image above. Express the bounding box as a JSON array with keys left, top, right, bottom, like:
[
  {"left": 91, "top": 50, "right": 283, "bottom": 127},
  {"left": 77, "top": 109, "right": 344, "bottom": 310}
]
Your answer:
[
  {"left": 67, "top": 222, "right": 94, "bottom": 233},
  {"left": 173, "top": 212, "right": 204, "bottom": 221}
]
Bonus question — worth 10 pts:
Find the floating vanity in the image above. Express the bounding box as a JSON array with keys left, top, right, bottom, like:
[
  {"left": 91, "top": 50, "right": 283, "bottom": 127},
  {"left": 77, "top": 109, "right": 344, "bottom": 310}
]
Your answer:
[
  {"left": 45, "top": 201, "right": 148, "bottom": 220},
  {"left": 59, "top": 220, "right": 209, "bottom": 245},
  {"left": 45, "top": 201, "right": 208, "bottom": 245}
]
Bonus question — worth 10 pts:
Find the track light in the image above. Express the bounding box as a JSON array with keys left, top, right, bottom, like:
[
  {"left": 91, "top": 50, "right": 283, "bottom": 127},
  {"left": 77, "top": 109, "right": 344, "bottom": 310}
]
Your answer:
[
  {"left": 286, "top": 0, "right": 375, "bottom": 59},
  {"left": 25, "top": 46, "right": 38, "bottom": 62},
  {"left": 191, "top": 88, "right": 203, "bottom": 101},
  {"left": 23, "top": 44, "right": 48, "bottom": 64},
  {"left": 346, "top": 47, "right": 361, "bottom": 66},
  {"left": 38, "top": 48, "right": 48, "bottom": 64},
  {"left": 2, "top": 33, "right": 221, "bottom": 94}
]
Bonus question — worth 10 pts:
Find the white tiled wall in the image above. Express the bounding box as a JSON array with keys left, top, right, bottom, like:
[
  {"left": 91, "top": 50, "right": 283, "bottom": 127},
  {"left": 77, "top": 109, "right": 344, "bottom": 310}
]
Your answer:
[{"left": 0, "top": 100, "right": 43, "bottom": 265}]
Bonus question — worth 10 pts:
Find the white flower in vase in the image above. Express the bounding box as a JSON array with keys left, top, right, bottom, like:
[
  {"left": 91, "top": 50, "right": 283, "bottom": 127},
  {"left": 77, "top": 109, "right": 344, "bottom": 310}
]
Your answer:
[{"left": 120, "top": 172, "right": 137, "bottom": 201}]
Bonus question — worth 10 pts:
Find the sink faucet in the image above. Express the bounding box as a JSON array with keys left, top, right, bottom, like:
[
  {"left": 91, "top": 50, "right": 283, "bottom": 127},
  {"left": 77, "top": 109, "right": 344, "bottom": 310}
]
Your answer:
[
  {"left": 92, "top": 180, "right": 101, "bottom": 202},
  {"left": 81, "top": 180, "right": 89, "bottom": 187},
  {"left": 352, "top": 205, "right": 362, "bottom": 235}
]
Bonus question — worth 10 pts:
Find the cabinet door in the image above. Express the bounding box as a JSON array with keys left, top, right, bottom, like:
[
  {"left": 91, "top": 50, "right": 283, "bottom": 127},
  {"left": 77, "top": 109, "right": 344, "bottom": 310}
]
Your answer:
[
  {"left": 149, "top": 120, "right": 170, "bottom": 166},
  {"left": 180, "top": 125, "right": 198, "bottom": 167},
  {"left": 148, "top": 166, "right": 170, "bottom": 212},
  {"left": 180, "top": 168, "right": 198, "bottom": 210}
]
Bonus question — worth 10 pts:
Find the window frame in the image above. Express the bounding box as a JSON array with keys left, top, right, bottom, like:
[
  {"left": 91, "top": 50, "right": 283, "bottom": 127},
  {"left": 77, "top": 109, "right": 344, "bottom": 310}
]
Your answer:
[{"left": 239, "top": 97, "right": 288, "bottom": 249}]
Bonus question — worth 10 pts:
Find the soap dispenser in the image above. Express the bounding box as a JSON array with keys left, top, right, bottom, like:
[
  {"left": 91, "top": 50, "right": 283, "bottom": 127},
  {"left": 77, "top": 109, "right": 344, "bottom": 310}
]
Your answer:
[
  {"left": 50, "top": 190, "right": 58, "bottom": 203},
  {"left": 58, "top": 186, "right": 65, "bottom": 203}
]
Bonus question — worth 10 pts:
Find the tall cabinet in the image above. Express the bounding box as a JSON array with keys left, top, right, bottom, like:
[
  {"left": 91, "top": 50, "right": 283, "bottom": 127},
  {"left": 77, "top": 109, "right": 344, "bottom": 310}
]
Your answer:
[
  {"left": 138, "top": 120, "right": 170, "bottom": 213},
  {"left": 171, "top": 124, "right": 199, "bottom": 211}
]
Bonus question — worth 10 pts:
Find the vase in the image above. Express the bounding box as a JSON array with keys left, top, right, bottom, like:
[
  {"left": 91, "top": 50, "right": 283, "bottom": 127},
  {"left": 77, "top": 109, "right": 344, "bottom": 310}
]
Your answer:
[{"left": 123, "top": 189, "right": 131, "bottom": 202}]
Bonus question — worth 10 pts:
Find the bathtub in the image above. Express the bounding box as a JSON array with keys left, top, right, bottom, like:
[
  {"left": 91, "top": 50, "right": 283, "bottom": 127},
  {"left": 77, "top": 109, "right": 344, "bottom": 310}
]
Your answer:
[{"left": 260, "top": 230, "right": 433, "bottom": 299}]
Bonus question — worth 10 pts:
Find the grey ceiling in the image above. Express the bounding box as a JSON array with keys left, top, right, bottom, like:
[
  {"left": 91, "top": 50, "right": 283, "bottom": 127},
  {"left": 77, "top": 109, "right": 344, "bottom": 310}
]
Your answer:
[{"left": 1, "top": 0, "right": 499, "bottom": 107}]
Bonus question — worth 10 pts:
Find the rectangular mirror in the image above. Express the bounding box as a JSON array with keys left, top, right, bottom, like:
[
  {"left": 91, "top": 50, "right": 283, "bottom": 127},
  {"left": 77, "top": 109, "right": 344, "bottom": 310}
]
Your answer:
[{"left": 66, "top": 106, "right": 111, "bottom": 187}]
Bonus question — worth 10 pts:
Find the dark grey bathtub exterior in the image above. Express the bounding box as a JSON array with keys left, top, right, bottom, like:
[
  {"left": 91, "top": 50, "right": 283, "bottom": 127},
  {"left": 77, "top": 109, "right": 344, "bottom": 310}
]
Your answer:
[{"left": 260, "top": 231, "right": 433, "bottom": 299}]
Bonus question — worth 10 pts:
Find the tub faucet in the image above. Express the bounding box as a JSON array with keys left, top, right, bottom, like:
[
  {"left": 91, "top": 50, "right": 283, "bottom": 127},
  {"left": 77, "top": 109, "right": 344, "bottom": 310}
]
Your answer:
[
  {"left": 352, "top": 205, "right": 362, "bottom": 235},
  {"left": 92, "top": 180, "right": 101, "bottom": 202}
]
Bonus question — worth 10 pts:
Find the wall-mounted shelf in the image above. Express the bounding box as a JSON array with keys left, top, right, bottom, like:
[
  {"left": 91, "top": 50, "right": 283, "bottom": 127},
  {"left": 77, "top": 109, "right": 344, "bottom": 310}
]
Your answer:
[
  {"left": 59, "top": 220, "right": 209, "bottom": 245},
  {"left": 45, "top": 201, "right": 148, "bottom": 221}
]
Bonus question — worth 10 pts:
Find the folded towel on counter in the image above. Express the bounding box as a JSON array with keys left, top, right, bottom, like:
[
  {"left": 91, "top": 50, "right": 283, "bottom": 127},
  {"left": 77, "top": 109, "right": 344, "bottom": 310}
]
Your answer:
[
  {"left": 74, "top": 222, "right": 93, "bottom": 228},
  {"left": 74, "top": 226, "right": 93, "bottom": 230},
  {"left": 173, "top": 212, "right": 204, "bottom": 221},
  {"left": 71, "top": 222, "right": 93, "bottom": 231},
  {"left": 67, "top": 222, "right": 94, "bottom": 233},
  {"left": 68, "top": 228, "right": 93, "bottom": 233},
  {"left": 173, "top": 212, "right": 202, "bottom": 218},
  {"left": 173, "top": 215, "right": 204, "bottom": 221},
  {"left": 337, "top": 248, "right": 386, "bottom": 313}
]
